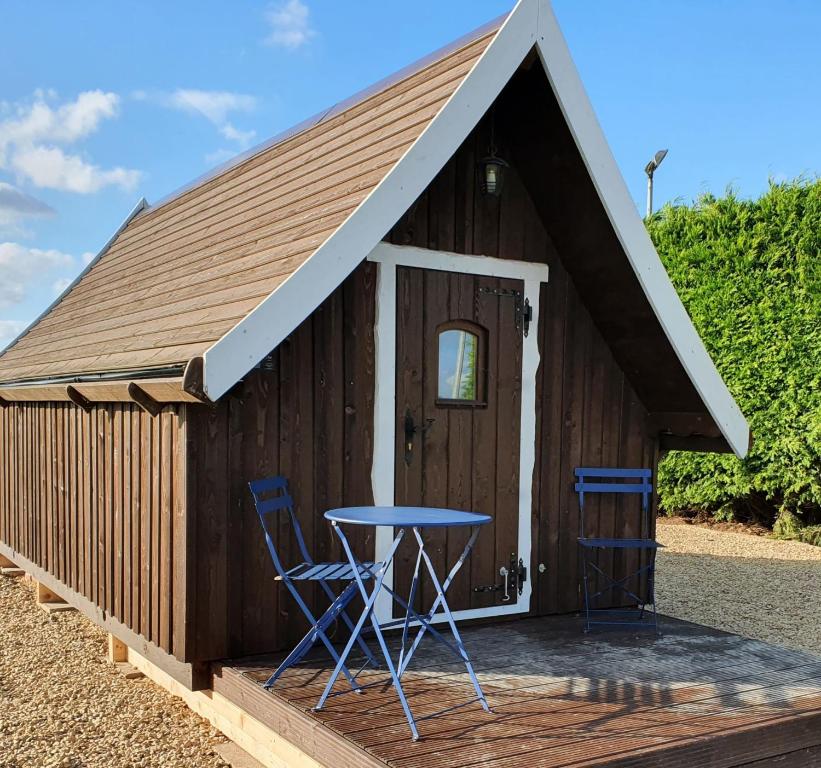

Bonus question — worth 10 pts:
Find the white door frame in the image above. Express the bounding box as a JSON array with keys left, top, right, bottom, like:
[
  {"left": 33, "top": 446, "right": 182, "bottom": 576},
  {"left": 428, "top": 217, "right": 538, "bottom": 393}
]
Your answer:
[{"left": 368, "top": 242, "right": 549, "bottom": 624}]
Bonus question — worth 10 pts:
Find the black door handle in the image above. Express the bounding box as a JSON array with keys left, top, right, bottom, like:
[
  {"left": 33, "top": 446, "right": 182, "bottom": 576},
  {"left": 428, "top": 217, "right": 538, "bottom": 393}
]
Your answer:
[{"left": 404, "top": 409, "right": 434, "bottom": 466}]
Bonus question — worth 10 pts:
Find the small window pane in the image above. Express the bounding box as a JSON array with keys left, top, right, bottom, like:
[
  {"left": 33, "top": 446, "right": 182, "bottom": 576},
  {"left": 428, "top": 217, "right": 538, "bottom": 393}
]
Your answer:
[{"left": 438, "top": 329, "right": 478, "bottom": 400}]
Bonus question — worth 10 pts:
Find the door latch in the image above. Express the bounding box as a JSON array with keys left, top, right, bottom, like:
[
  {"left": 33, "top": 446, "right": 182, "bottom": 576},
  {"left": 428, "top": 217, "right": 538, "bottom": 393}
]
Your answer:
[
  {"left": 473, "top": 553, "right": 528, "bottom": 601},
  {"left": 403, "top": 409, "right": 435, "bottom": 466}
]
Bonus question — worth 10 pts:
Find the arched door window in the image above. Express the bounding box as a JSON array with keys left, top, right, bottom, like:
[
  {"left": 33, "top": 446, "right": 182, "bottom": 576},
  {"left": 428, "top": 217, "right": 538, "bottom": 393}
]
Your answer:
[{"left": 436, "top": 321, "right": 487, "bottom": 406}]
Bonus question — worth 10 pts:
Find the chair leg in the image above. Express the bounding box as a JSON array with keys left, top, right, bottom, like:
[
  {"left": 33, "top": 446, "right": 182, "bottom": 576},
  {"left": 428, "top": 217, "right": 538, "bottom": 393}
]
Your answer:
[
  {"left": 317, "top": 579, "right": 378, "bottom": 666},
  {"left": 581, "top": 555, "right": 592, "bottom": 633},
  {"left": 270, "top": 579, "right": 363, "bottom": 692}
]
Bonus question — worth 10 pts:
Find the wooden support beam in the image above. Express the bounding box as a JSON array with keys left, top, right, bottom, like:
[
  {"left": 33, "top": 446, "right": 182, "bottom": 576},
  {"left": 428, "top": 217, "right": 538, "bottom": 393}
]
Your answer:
[
  {"left": 36, "top": 581, "right": 62, "bottom": 604},
  {"left": 182, "top": 356, "right": 207, "bottom": 401},
  {"left": 65, "top": 384, "right": 92, "bottom": 412},
  {"left": 0, "top": 541, "right": 207, "bottom": 690},
  {"left": 659, "top": 434, "right": 733, "bottom": 454},
  {"left": 0, "top": 553, "right": 24, "bottom": 577},
  {"left": 648, "top": 411, "right": 723, "bottom": 438},
  {"left": 108, "top": 634, "right": 128, "bottom": 663},
  {"left": 128, "top": 649, "right": 323, "bottom": 768},
  {"left": 127, "top": 382, "right": 161, "bottom": 416},
  {"left": 0, "top": 377, "right": 203, "bottom": 404},
  {"left": 35, "top": 580, "right": 75, "bottom": 613}
]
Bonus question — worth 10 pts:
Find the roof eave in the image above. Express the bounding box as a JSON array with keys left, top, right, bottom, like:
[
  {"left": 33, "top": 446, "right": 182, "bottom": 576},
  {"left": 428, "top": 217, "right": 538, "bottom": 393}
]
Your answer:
[{"left": 0, "top": 197, "right": 150, "bottom": 362}]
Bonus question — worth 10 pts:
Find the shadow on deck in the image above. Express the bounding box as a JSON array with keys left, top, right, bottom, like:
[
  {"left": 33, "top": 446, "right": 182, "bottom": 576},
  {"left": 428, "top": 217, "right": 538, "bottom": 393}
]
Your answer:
[{"left": 210, "top": 615, "right": 821, "bottom": 768}]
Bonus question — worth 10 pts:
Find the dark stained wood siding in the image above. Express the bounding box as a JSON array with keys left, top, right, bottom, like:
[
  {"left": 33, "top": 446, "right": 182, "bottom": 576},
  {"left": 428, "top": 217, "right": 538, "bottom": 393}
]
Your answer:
[
  {"left": 0, "top": 402, "right": 186, "bottom": 655},
  {"left": 185, "top": 262, "right": 377, "bottom": 661},
  {"left": 388, "top": 114, "right": 657, "bottom": 617}
]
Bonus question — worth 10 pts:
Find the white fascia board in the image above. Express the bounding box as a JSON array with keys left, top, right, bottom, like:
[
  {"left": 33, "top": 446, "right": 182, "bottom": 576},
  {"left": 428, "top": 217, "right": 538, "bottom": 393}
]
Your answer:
[
  {"left": 201, "top": 0, "right": 539, "bottom": 401},
  {"left": 0, "top": 197, "right": 149, "bottom": 357},
  {"left": 534, "top": 3, "right": 750, "bottom": 458}
]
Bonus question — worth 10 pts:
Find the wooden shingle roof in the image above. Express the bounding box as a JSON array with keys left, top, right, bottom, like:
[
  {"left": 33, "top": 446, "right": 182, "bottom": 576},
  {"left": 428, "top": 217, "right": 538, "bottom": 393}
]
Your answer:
[{"left": 0, "top": 21, "right": 500, "bottom": 384}]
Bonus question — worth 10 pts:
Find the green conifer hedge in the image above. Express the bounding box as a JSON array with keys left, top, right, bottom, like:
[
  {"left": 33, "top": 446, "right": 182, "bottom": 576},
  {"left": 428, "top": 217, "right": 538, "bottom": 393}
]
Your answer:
[{"left": 646, "top": 179, "right": 821, "bottom": 541}]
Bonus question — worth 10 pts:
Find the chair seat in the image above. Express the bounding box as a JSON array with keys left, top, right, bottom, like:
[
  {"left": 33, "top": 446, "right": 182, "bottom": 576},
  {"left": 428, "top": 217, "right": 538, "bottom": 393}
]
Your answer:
[
  {"left": 278, "top": 561, "right": 378, "bottom": 581},
  {"left": 578, "top": 537, "right": 663, "bottom": 550}
]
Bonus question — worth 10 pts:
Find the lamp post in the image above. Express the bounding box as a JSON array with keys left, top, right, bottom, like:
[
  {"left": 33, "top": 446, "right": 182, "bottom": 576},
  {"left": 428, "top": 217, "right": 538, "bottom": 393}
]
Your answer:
[{"left": 644, "top": 148, "right": 668, "bottom": 217}]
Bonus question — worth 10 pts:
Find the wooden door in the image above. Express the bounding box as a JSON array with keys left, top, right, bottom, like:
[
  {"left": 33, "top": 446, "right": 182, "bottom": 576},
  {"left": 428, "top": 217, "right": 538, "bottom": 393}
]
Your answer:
[{"left": 394, "top": 265, "right": 525, "bottom": 615}]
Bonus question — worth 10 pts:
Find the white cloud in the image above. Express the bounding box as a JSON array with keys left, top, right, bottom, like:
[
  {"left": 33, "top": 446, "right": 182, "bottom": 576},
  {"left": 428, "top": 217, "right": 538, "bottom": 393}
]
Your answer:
[
  {"left": 0, "top": 90, "right": 119, "bottom": 159},
  {"left": 0, "top": 319, "right": 27, "bottom": 350},
  {"left": 205, "top": 148, "right": 238, "bottom": 167},
  {"left": 0, "top": 182, "right": 55, "bottom": 236},
  {"left": 143, "top": 88, "right": 257, "bottom": 160},
  {"left": 0, "top": 182, "right": 54, "bottom": 217},
  {"left": 157, "top": 89, "right": 258, "bottom": 152},
  {"left": 0, "top": 241, "right": 75, "bottom": 310},
  {"left": 81, "top": 250, "right": 95, "bottom": 265},
  {"left": 52, "top": 276, "right": 73, "bottom": 295},
  {"left": 264, "top": 0, "right": 315, "bottom": 49},
  {"left": 219, "top": 122, "right": 256, "bottom": 146},
  {"left": 0, "top": 90, "right": 141, "bottom": 193},
  {"left": 11, "top": 146, "right": 140, "bottom": 194},
  {"left": 168, "top": 89, "right": 256, "bottom": 126}
]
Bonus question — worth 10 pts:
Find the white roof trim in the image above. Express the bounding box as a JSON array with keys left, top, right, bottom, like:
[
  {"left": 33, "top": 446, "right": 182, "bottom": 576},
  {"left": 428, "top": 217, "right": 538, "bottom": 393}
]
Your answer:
[
  {"left": 201, "top": 0, "right": 538, "bottom": 398},
  {"left": 202, "top": 0, "right": 749, "bottom": 458},
  {"left": 0, "top": 197, "right": 149, "bottom": 357},
  {"left": 533, "top": 3, "right": 749, "bottom": 457}
]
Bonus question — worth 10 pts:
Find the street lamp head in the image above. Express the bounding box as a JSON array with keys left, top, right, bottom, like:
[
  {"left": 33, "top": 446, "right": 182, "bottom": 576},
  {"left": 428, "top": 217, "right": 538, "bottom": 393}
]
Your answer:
[{"left": 644, "top": 148, "right": 669, "bottom": 177}]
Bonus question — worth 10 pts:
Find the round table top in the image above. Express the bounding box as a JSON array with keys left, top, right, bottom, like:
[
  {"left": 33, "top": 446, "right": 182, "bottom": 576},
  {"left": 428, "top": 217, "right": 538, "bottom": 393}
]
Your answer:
[{"left": 324, "top": 506, "right": 492, "bottom": 528}]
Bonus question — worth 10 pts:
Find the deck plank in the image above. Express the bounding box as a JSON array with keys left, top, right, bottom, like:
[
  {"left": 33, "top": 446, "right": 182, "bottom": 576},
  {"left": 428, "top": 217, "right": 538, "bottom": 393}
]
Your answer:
[{"left": 215, "top": 615, "right": 821, "bottom": 768}]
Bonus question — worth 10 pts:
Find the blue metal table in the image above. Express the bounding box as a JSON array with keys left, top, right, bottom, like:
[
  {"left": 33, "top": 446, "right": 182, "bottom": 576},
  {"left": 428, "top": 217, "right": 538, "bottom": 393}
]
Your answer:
[{"left": 317, "top": 506, "right": 492, "bottom": 740}]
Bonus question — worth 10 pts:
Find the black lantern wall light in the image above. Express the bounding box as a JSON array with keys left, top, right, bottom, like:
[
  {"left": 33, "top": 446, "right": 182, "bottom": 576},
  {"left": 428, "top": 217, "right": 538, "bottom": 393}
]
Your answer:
[{"left": 476, "top": 106, "right": 509, "bottom": 197}]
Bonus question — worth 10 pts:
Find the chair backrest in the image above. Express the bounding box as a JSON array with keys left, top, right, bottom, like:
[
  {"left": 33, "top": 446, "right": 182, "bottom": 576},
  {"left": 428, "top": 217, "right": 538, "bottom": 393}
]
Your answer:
[
  {"left": 574, "top": 467, "right": 653, "bottom": 539},
  {"left": 248, "top": 475, "right": 312, "bottom": 577}
]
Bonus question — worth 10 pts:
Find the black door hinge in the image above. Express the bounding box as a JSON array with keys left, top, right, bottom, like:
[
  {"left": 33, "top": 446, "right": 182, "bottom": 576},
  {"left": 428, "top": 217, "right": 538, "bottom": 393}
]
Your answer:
[{"left": 478, "top": 287, "right": 532, "bottom": 337}]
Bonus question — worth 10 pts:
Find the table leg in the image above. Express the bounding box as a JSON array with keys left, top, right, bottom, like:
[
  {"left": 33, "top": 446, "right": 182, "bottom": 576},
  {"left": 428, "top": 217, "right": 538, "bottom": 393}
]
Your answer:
[
  {"left": 397, "top": 525, "right": 480, "bottom": 676},
  {"left": 412, "top": 527, "right": 490, "bottom": 713},
  {"left": 315, "top": 524, "right": 420, "bottom": 740},
  {"left": 398, "top": 543, "right": 424, "bottom": 677}
]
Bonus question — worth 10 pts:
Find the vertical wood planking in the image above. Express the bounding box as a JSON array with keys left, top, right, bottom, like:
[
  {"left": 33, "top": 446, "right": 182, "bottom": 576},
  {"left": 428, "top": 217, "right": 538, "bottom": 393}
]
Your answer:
[
  {"left": 184, "top": 262, "right": 377, "bottom": 659},
  {"left": 392, "top": 265, "right": 425, "bottom": 612},
  {"left": 159, "top": 408, "right": 173, "bottom": 651},
  {"left": 0, "top": 401, "right": 185, "bottom": 656},
  {"left": 113, "top": 407, "right": 122, "bottom": 621},
  {"left": 471, "top": 277, "right": 500, "bottom": 611},
  {"left": 150, "top": 413, "right": 161, "bottom": 645},
  {"left": 172, "top": 405, "right": 188, "bottom": 659}
]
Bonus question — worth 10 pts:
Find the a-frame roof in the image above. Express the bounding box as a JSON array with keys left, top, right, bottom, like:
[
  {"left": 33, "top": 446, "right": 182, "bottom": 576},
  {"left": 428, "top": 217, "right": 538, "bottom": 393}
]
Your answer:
[
  {"left": 0, "top": 0, "right": 749, "bottom": 457},
  {"left": 0, "top": 16, "right": 501, "bottom": 383}
]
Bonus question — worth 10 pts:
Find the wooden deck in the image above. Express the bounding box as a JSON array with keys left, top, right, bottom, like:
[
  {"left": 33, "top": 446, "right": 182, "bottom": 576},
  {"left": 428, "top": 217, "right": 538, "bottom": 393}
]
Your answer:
[{"left": 211, "top": 615, "right": 821, "bottom": 768}]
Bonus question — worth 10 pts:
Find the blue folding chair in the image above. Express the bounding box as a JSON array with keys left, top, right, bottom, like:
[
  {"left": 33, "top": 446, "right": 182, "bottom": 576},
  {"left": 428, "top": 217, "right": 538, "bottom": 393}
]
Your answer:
[
  {"left": 248, "top": 476, "right": 378, "bottom": 689},
  {"left": 575, "top": 468, "right": 662, "bottom": 633}
]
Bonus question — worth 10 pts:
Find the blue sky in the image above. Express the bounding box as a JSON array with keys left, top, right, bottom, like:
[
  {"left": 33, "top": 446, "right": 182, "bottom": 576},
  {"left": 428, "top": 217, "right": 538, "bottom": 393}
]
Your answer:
[{"left": 0, "top": 0, "right": 818, "bottom": 348}]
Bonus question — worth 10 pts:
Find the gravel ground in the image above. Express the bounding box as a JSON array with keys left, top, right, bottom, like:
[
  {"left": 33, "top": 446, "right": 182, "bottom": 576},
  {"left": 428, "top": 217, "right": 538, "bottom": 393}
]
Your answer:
[
  {"left": 1, "top": 523, "right": 818, "bottom": 767},
  {"left": 656, "top": 519, "right": 821, "bottom": 655},
  {"left": 0, "top": 576, "right": 228, "bottom": 768}
]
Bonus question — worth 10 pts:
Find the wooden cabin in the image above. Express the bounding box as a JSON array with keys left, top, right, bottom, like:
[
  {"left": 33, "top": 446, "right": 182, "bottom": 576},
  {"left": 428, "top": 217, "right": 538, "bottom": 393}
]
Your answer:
[{"left": 0, "top": 4, "right": 771, "bottom": 764}]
